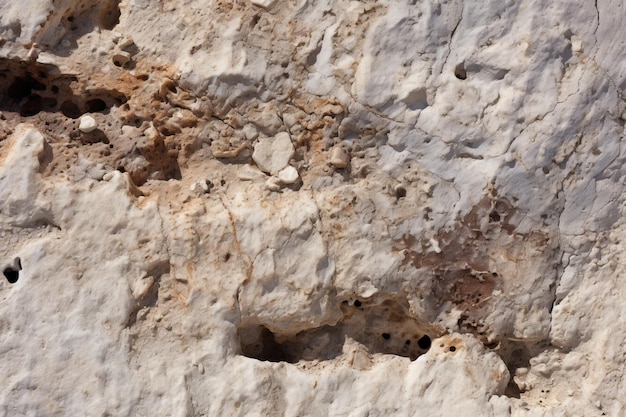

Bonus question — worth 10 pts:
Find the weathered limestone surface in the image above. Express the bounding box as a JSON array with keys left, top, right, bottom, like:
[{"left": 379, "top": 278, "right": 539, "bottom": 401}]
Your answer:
[{"left": 1, "top": 0, "right": 625, "bottom": 416}]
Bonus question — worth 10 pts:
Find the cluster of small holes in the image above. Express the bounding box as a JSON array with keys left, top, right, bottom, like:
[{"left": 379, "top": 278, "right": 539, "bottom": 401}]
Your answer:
[
  {"left": 1, "top": 59, "right": 127, "bottom": 119},
  {"left": 240, "top": 298, "right": 435, "bottom": 363}
]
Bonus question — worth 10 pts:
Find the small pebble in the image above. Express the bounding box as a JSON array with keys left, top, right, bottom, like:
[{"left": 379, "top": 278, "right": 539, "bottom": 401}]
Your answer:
[
  {"left": 571, "top": 36, "right": 583, "bottom": 53},
  {"left": 278, "top": 166, "right": 299, "bottom": 184},
  {"left": 199, "top": 179, "right": 210, "bottom": 192},
  {"left": 112, "top": 51, "right": 131, "bottom": 67},
  {"left": 79, "top": 115, "right": 98, "bottom": 133},
  {"left": 330, "top": 146, "right": 349, "bottom": 168},
  {"left": 250, "top": 0, "right": 276, "bottom": 9},
  {"left": 252, "top": 132, "right": 295, "bottom": 174}
]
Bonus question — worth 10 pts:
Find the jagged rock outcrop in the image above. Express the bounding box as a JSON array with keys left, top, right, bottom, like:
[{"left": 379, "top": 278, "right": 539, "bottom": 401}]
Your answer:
[{"left": 1, "top": 0, "right": 626, "bottom": 415}]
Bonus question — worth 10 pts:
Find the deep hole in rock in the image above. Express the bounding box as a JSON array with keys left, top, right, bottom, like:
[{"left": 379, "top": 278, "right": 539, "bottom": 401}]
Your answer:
[
  {"left": 3, "top": 268, "right": 19, "bottom": 284},
  {"left": 98, "top": 0, "right": 122, "bottom": 30},
  {"left": 417, "top": 335, "right": 431, "bottom": 350},
  {"left": 20, "top": 94, "right": 43, "bottom": 116},
  {"left": 489, "top": 210, "right": 501, "bottom": 223},
  {"left": 3, "top": 258, "right": 21, "bottom": 284},
  {"left": 86, "top": 98, "right": 107, "bottom": 112},
  {"left": 238, "top": 325, "right": 293, "bottom": 363},
  {"left": 454, "top": 62, "right": 467, "bottom": 80},
  {"left": 496, "top": 339, "right": 551, "bottom": 399},
  {"left": 60, "top": 100, "right": 82, "bottom": 119},
  {"left": 238, "top": 299, "right": 437, "bottom": 363},
  {"left": 7, "top": 76, "right": 46, "bottom": 99}
]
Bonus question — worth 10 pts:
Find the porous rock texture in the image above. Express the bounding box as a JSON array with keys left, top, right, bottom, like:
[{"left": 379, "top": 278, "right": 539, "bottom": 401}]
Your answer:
[{"left": 1, "top": 0, "right": 625, "bottom": 416}]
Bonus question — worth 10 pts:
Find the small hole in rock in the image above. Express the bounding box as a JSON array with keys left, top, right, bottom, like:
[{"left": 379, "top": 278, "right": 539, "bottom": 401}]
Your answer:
[
  {"left": 3, "top": 263, "right": 20, "bottom": 284},
  {"left": 117, "top": 166, "right": 126, "bottom": 173},
  {"left": 354, "top": 300, "right": 361, "bottom": 307},
  {"left": 405, "top": 340, "right": 411, "bottom": 345},
  {"left": 417, "top": 335, "right": 431, "bottom": 350},
  {"left": 382, "top": 333, "right": 391, "bottom": 340},
  {"left": 4, "top": 269, "right": 18, "bottom": 283},
  {"left": 99, "top": 0, "right": 121, "bottom": 30},
  {"left": 486, "top": 341, "right": 499, "bottom": 349},
  {"left": 239, "top": 325, "right": 292, "bottom": 363},
  {"left": 489, "top": 210, "right": 501, "bottom": 223},
  {"left": 86, "top": 98, "right": 107, "bottom": 112},
  {"left": 395, "top": 186, "right": 406, "bottom": 199},
  {"left": 224, "top": 253, "right": 231, "bottom": 261},
  {"left": 454, "top": 63, "right": 467, "bottom": 80},
  {"left": 8, "top": 76, "right": 45, "bottom": 99},
  {"left": 449, "top": 346, "right": 456, "bottom": 352},
  {"left": 20, "top": 94, "right": 44, "bottom": 116},
  {"left": 60, "top": 100, "right": 81, "bottom": 119}
]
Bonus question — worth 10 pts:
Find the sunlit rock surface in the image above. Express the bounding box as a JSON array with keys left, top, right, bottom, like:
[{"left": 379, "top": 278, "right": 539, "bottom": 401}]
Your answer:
[{"left": 1, "top": 0, "right": 626, "bottom": 415}]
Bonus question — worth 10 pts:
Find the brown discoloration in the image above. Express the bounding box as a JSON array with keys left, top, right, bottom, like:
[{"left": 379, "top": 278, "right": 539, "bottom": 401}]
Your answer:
[
  {"left": 395, "top": 194, "right": 556, "bottom": 341},
  {"left": 435, "top": 269, "right": 496, "bottom": 310}
]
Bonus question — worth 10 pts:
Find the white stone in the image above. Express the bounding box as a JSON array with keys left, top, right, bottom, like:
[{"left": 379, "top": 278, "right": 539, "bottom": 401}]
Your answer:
[
  {"left": 329, "top": 146, "right": 349, "bottom": 168},
  {"left": 78, "top": 115, "right": 97, "bottom": 133},
  {"left": 112, "top": 51, "right": 131, "bottom": 67},
  {"left": 571, "top": 36, "right": 583, "bottom": 53},
  {"left": 252, "top": 132, "right": 295, "bottom": 175},
  {"left": 242, "top": 124, "right": 259, "bottom": 141},
  {"left": 237, "top": 165, "right": 266, "bottom": 181},
  {"left": 250, "top": 0, "right": 275, "bottom": 9},
  {"left": 277, "top": 165, "right": 299, "bottom": 184}
]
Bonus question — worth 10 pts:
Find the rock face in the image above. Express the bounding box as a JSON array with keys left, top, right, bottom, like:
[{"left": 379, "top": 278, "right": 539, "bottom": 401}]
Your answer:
[{"left": 1, "top": 0, "right": 625, "bottom": 416}]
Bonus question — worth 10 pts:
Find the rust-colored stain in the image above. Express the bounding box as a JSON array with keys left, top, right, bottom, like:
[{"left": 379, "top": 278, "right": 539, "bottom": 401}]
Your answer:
[{"left": 392, "top": 195, "right": 550, "bottom": 341}]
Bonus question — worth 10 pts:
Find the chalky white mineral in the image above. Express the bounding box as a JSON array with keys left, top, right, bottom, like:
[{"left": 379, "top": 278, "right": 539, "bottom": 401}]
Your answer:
[
  {"left": 78, "top": 115, "right": 97, "bottom": 133},
  {"left": 252, "top": 132, "right": 295, "bottom": 175}
]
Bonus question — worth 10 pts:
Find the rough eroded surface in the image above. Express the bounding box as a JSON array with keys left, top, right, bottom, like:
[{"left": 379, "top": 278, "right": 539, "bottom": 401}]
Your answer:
[{"left": 1, "top": 0, "right": 626, "bottom": 415}]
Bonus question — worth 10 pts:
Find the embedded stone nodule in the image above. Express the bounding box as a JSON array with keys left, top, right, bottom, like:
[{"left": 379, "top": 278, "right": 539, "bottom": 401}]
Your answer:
[{"left": 252, "top": 132, "right": 295, "bottom": 175}]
